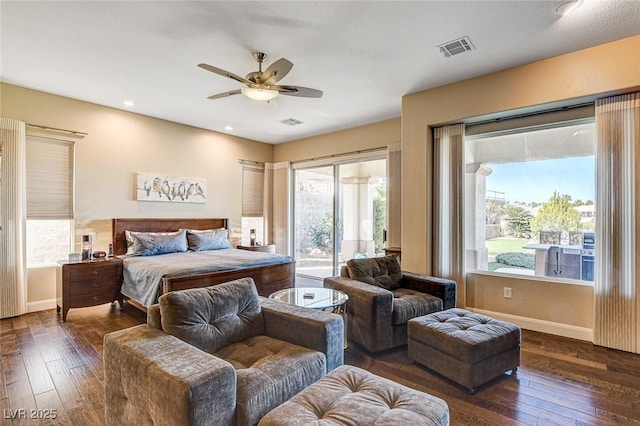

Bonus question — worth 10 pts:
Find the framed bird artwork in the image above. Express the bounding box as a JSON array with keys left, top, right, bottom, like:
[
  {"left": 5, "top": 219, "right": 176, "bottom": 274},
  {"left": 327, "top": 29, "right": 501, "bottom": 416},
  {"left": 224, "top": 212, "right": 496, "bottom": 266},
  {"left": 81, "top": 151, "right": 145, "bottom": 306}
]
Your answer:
[{"left": 135, "top": 173, "right": 206, "bottom": 203}]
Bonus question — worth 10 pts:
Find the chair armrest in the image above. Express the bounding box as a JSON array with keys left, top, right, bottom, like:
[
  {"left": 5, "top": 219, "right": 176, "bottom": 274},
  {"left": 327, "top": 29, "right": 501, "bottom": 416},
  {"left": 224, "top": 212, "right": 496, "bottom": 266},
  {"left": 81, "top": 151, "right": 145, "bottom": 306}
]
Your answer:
[
  {"left": 323, "top": 276, "right": 394, "bottom": 334},
  {"left": 104, "top": 325, "right": 236, "bottom": 426},
  {"left": 401, "top": 272, "right": 457, "bottom": 309},
  {"left": 260, "top": 298, "right": 344, "bottom": 372},
  {"left": 147, "top": 304, "right": 162, "bottom": 329}
]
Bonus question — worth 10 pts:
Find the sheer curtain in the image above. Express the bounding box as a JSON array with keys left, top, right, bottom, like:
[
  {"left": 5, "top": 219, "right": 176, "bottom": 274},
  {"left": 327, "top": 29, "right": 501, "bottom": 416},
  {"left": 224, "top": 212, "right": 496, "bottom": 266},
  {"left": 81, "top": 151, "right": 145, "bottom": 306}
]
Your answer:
[
  {"left": 265, "top": 161, "right": 291, "bottom": 255},
  {"left": 593, "top": 93, "right": 640, "bottom": 353},
  {"left": 263, "top": 163, "right": 274, "bottom": 245},
  {"left": 386, "top": 143, "right": 402, "bottom": 249},
  {"left": 0, "top": 118, "right": 27, "bottom": 319},
  {"left": 433, "top": 124, "right": 465, "bottom": 307}
]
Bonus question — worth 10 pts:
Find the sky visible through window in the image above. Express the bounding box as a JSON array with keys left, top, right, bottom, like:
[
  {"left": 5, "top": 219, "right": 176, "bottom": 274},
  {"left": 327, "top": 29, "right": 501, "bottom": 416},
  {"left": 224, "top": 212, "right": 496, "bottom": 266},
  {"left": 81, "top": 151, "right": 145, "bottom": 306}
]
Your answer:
[{"left": 486, "top": 156, "right": 595, "bottom": 204}]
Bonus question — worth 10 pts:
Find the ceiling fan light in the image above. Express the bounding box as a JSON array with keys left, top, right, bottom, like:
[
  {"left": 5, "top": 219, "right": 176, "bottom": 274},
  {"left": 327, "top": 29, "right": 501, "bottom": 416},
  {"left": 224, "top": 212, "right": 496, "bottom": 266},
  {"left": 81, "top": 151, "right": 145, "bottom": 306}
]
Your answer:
[{"left": 241, "top": 87, "right": 279, "bottom": 101}]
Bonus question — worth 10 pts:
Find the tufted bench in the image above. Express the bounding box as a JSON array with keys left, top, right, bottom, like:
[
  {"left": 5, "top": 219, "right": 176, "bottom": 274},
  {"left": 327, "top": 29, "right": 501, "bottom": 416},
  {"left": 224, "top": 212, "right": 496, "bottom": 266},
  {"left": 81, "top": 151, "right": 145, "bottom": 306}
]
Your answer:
[
  {"left": 408, "top": 308, "right": 521, "bottom": 393},
  {"left": 258, "top": 365, "right": 450, "bottom": 426}
]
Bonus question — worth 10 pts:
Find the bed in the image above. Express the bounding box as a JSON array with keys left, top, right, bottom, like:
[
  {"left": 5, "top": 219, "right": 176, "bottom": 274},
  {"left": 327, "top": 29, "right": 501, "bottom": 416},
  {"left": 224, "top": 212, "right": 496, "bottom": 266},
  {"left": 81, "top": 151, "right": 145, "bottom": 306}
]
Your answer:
[{"left": 112, "top": 218, "right": 295, "bottom": 311}]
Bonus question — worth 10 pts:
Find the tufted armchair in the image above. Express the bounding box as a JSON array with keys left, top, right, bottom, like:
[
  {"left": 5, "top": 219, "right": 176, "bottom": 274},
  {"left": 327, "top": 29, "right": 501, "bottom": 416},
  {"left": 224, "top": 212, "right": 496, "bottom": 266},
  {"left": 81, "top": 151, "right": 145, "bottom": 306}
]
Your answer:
[
  {"left": 324, "top": 255, "right": 456, "bottom": 353},
  {"left": 104, "top": 278, "right": 344, "bottom": 426}
]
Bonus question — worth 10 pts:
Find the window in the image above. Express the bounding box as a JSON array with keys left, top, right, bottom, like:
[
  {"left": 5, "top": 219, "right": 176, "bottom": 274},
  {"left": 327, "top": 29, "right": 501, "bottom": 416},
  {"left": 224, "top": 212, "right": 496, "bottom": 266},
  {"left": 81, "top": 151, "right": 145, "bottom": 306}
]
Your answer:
[
  {"left": 26, "top": 220, "right": 73, "bottom": 266},
  {"left": 26, "top": 136, "right": 74, "bottom": 267},
  {"left": 293, "top": 155, "right": 387, "bottom": 279},
  {"left": 241, "top": 217, "right": 265, "bottom": 245},
  {"left": 465, "top": 120, "right": 596, "bottom": 283}
]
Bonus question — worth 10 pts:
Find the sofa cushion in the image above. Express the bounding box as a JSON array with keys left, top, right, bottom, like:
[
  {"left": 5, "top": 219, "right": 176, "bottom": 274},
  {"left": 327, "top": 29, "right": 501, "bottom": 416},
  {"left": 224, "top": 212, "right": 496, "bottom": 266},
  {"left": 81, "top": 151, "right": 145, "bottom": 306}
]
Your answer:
[
  {"left": 216, "top": 335, "right": 326, "bottom": 426},
  {"left": 346, "top": 255, "right": 402, "bottom": 290},
  {"left": 159, "top": 277, "right": 264, "bottom": 354},
  {"left": 392, "top": 289, "right": 443, "bottom": 325}
]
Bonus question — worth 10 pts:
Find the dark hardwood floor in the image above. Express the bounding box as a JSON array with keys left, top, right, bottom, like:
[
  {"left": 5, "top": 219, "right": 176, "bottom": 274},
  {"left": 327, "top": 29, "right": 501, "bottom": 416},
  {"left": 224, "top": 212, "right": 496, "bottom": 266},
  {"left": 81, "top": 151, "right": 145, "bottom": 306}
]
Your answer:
[{"left": 2, "top": 303, "right": 640, "bottom": 425}]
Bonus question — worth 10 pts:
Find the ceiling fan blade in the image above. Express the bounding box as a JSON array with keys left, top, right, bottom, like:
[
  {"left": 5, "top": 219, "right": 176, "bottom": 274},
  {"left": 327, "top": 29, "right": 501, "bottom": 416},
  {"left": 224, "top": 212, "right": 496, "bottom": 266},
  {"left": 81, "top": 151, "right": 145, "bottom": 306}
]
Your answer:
[
  {"left": 207, "top": 89, "right": 242, "bottom": 100},
  {"left": 261, "top": 58, "right": 293, "bottom": 86},
  {"left": 272, "top": 85, "right": 323, "bottom": 98},
  {"left": 198, "top": 63, "right": 251, "bottom": 85}
]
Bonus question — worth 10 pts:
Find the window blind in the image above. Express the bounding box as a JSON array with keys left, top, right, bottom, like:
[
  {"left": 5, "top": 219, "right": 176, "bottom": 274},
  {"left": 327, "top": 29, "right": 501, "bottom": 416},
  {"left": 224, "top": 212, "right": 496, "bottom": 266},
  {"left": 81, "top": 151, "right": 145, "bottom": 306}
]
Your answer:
[
  {"left": 465, "top": 103, "right": 594, "bottom": 138},
  {"left": 26, "top": 136, "right": 74, "bottom": 219},
  {"left": 242, "top": 164, "right": 264, "bottom": 217}
]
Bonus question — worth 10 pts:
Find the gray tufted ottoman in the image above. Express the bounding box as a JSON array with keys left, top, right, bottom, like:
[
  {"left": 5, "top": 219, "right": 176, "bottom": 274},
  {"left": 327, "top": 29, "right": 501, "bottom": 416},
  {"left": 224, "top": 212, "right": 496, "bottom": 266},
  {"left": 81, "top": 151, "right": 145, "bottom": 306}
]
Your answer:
[
  {"left": 408, "top": 308, "right": 521, "bottom": 393},
  {"left": 258, "top": 365, "right": 450, "bottom": 426}
]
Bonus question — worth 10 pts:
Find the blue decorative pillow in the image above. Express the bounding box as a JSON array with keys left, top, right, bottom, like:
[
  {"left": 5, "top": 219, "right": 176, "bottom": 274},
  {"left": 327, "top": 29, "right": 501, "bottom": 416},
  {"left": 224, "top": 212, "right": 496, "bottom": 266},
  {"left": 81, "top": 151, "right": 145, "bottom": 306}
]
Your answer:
[
  {"left": 129, "top": 229, "right": 188, "bottom": 256},
  {"left": 124, "top": 229, "right": 186, "bottom": 255},
  {"left": 187, "top": 228, "right": 231, "bottom": 251}
]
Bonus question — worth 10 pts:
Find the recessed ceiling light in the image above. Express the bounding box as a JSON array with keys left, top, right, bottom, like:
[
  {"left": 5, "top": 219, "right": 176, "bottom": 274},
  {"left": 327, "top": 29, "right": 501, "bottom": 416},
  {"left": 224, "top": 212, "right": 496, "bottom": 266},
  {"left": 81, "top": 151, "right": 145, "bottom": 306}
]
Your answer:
[
  {"left": 555, "top": 0, "right": 583, "bottom": 16},
  {"left": 122, "top": 100, "right": 135, "bottom": 107},
  {"left": 224, "top": 125, "right": 234, "bottom": 131}
]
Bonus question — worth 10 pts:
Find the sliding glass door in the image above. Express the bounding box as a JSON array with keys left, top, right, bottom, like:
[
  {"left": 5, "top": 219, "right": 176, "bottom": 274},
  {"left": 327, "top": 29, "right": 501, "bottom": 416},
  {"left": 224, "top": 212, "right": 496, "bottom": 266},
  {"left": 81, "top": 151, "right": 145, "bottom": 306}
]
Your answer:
[
  {"left": 293, "top": 166, "right": 335, "bottom": 279},
  {"left": 293, "top": 156, "right": 386, "bottom": 279}
]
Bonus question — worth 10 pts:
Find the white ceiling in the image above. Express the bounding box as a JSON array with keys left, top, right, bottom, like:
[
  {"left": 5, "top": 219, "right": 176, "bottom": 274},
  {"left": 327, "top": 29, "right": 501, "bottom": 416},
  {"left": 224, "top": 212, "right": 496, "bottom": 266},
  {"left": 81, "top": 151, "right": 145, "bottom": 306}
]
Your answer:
[{"left": 2, "top": 1, "right": 639, "bottom": 144}]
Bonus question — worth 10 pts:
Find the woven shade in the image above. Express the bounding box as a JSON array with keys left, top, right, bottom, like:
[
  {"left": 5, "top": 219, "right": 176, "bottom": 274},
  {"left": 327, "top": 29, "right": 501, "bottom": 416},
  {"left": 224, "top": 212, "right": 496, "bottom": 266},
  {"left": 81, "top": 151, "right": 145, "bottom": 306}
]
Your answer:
[
  {"left": 242, "top": 165, "right": 264, "bottom": 217},
  {"left": 26, "top": 136, "right": 74, "bottom": 219}
]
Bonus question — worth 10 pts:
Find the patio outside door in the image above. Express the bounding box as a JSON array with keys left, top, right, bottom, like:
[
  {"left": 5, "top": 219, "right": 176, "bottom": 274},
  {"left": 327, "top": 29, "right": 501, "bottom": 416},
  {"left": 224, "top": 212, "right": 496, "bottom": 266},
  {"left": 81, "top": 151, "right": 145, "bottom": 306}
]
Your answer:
[{"left": 293, "top": 157, "right": 386, "bottom": 280}]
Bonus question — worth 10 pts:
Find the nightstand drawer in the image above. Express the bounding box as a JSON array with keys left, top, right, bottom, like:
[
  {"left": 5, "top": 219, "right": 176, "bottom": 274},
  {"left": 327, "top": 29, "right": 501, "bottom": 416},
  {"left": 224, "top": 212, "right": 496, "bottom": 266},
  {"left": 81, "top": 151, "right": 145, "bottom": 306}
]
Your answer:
[
  {"left": 69, "top": 263, "right": 119, "bottom": 283},
  {"left": 70, "top": 280, "right": 118, "bottom": 298},
  {"left": 70, "top": 290, "right": 117, "bottom": 308}
]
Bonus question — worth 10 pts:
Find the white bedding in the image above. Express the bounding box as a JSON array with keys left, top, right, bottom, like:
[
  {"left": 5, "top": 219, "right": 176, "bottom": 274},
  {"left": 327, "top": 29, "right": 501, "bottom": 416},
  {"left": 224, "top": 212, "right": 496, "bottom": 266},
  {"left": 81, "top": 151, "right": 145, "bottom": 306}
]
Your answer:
[{"left": 120, "top": 249, "right": 292, "bottom": 307}]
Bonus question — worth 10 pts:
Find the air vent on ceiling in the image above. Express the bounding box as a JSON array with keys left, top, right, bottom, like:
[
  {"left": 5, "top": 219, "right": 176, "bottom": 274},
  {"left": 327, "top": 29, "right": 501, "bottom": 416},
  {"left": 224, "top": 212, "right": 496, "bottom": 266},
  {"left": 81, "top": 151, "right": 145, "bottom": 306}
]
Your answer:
[
  {"left": 280, "top": 118, "right": 304, "bottom": 126},
  {"left": 437, "top": 36, "right": 475, "bottom": 58}
]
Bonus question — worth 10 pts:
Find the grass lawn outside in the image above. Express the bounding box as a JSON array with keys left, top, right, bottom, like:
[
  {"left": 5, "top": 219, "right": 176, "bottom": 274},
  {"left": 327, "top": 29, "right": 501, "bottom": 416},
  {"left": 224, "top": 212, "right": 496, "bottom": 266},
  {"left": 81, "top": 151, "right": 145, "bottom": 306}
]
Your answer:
[
  {"left": 485, "top": 237, "right": 533, "bottom": 271},
  {"left": 485, "top": 237, "right": 530, "bottom": 257}
]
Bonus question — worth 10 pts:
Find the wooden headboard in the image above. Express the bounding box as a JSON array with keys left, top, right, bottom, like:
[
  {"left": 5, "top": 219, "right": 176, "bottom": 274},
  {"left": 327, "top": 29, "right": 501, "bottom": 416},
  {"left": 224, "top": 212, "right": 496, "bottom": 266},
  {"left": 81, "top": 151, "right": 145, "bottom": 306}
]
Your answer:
[{"left": 112, "top": 218, "right": 229, "bottom": 256}]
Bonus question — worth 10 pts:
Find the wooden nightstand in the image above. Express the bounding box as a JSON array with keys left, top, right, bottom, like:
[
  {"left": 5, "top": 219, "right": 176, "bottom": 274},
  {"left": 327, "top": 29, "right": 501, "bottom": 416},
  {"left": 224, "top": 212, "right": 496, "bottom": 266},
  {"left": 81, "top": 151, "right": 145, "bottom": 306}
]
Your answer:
[
  {"left": 384, "top": 247, "right": 401, "bottom": 261},
  {"left": 236, "top": 244, "right": 276, "bottom": 253},
  {"left": 56, "top": 257, "right": 123, "bottom": 321}
]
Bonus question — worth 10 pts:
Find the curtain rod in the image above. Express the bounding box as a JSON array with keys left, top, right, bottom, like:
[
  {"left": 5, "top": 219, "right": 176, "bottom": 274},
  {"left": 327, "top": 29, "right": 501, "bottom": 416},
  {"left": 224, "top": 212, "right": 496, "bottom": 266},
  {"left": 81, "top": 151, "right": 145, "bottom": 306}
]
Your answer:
[
  {"left": 290, "top": 146, "right": 387, "bottom": 165},
  {"left": 27, "top": 123, "right": 88, "bottom": 137},
  {"left": 239, "top": 159, "right": 265, "bottom": 167}
]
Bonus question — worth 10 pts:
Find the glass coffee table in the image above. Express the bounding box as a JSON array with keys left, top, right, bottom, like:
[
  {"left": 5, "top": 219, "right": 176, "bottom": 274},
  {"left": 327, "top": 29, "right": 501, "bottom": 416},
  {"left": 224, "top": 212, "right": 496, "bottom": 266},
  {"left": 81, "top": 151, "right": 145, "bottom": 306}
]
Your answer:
[
  {"left": 269, "top": 287, "right": 348, "bottom": 312},
  {"left": 269, "top": 287, "right": 349, "bottom": 347}
]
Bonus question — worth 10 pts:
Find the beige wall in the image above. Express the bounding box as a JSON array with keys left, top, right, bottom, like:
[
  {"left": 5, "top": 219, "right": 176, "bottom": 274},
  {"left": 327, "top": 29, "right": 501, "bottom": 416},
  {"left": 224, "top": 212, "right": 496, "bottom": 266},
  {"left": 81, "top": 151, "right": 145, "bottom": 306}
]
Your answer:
[
  {"left": 402, "top": 35, "right": 640, "bottom": 332},
  {"left": 274, "top": 118, "right": 400, "bottom": 163},
  {"left": 5, "top": 35, "right": 640, "bottom": 328},
  {"left": 1, "top": 83, "right": 274, "bottom": 304},
  {"left": 466, "top": 273, "right": 594, "bottom": 329}
]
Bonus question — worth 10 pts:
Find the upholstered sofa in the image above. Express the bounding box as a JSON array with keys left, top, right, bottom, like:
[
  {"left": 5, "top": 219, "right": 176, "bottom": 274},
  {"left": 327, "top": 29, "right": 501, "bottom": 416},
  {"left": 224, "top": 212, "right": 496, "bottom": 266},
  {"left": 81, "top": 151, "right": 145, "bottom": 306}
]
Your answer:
[
  {"left": 324, "top": 255, "right": 456, "bottom": 353},
  {"left": 104, "top": 278, "right": 344, "bottom": 426}
]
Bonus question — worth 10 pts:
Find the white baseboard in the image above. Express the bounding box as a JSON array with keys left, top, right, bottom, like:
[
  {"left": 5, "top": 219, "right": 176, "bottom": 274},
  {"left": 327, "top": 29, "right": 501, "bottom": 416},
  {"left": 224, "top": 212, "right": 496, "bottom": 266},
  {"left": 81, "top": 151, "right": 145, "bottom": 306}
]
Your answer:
[
  {"left": 27, "top": 299, "right": 57, "bottom": 313},
  {"left": 466, "top": 307, "right": 593, "bottom": 342}
]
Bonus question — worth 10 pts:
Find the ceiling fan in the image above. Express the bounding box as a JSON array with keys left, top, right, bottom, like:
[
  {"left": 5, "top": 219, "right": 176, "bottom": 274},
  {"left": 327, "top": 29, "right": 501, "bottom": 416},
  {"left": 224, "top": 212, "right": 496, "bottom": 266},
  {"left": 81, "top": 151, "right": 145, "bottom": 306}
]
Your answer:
[{"left": 198, "top": 52, "right": 323, "bottom": 102}]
